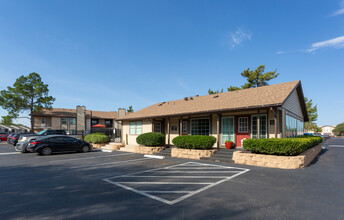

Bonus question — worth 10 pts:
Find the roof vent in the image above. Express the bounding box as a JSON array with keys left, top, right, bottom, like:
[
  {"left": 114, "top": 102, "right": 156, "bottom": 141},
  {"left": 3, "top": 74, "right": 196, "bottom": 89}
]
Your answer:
[
  {"left": 195, "top": 95, "right": 199, "bottom": 97},
  {"left": 158, "top": 102, "right": 166, "bottom": 106},
  {"left": 189, "top": 97, "right": 193, "bottom": 100},
  {"left": 213, "top": 95, "right": 219, "bottom": 98},
  {"left": 184, "top": 97, "right": 188, "bottom": 101}
]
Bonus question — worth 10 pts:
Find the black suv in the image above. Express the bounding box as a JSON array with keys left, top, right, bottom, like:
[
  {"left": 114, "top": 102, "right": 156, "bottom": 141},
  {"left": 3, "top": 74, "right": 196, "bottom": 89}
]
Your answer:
[{"left": 36, "top": 130, "right": 67, "bottom": 136}]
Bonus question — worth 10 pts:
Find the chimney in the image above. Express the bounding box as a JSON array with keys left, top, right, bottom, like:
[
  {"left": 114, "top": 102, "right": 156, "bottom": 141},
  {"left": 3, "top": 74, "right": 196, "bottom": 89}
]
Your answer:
[
  {"left": 76, "top": 106, "right": 86, "bottom": 132},
  {"left": 118, "top": 108, "right": 126, "bottom": 118}
]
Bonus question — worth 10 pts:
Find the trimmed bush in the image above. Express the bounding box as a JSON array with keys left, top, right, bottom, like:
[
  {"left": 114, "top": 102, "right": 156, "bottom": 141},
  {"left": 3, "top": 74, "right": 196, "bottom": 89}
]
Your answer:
[
  {"left": 136, "top": 132, "right": 165, "bottom": 146},
  {"left": 172, "top": 135, "right": 216, "bottom": 150},
  {"left": 84, "top": 132, "right": 110, "bottom": 144},
  {"left": 243, "top": 136, "right": 322, "bottom": 156}
]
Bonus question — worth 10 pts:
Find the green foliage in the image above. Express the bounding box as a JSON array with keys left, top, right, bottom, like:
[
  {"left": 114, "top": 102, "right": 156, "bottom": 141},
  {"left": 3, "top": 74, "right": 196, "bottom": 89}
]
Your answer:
[
  {"left": 136, "top": 132, "right": 165, "bottom": 146},
  {"left": 0, "top": 73, "right": 55, "bottom": 132},
  {"left": 225, "top": 140, "right": 233, "bottom": 143},
  {"left": 243, "top": 136, "right": 322, "bottom": 156},
  {"left": 0, "top": 115, "right": 13, "bottom": 125},
  {"left": 84, "top": 132, "right": 110, "bottom": 143},
  {"left": 303, "top": 97, "right": 319, "bottom": 132},
  {"left": 127, "top": 106, "right": 134, "bottom": 113},
  {"left": 172, "top": 135, "right": 216, "bottom": 150},
  {"left": 208, "top": 88, "right": 223, "bottom": 95},
  {"left": 333, "top": 122, "right": 344, "bottom": 135},
  {"left": 208, "top": 65, "right": 279, "bottom": 94}
]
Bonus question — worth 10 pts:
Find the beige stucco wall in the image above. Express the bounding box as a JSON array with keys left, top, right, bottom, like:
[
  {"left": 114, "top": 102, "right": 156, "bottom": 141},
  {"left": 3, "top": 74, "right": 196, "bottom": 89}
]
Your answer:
[
  {"left": 51, "top": 117, "right": 61, "bottom": 129},
  {"left": 122, "top": 119, "right": 153, "bottom": 146}
]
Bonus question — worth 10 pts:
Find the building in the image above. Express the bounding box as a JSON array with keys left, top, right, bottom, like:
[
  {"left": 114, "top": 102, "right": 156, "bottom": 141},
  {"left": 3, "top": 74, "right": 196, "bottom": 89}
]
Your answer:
[
  {"left": 0, "top": 124, "right": 30, "bottom": 134},
  {"left": 117, "top": 80, "right": 308, "bottom": 148},
  {"left": 319, "top": 125, "right": 335, "bottom": 136},
  {"left": 32, "top": 106, "right": 126, "bottom": 135}
]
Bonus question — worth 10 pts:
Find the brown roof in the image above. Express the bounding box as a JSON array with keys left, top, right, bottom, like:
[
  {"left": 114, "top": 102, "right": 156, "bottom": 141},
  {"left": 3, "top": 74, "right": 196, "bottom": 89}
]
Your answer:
[
  {"left": 33, "top": 108, "right": 118, "bottom": 119},
  {"left": 118, "top": 80, "right": 308, "bottom": 121}
]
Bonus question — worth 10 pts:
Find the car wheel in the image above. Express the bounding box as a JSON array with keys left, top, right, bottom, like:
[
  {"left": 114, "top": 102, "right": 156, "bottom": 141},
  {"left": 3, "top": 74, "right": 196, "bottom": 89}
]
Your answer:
[
  {"left": 41, "top": 147, "right": 52, "bottom": 156},
  {"left": 81, "top": 145, "right": 89, "bottom": 153}
]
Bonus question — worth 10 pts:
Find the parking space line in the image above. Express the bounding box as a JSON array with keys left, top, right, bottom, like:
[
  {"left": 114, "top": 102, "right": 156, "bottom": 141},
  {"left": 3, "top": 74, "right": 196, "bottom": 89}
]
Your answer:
[
  {"left": 71, "top": 157, "right": 151, "bottom": 169},
  {"left": 0, "top": 152, "right": 20, "bottom": 155},
  {"left": 329, "top": 145, "right": 344, "bottom": 148},
  {"left": 103, "top": 161, "right": 250, "bottom": 205},
  {"left": 50, "top": 152, "right": 134, "bottom": 163}
]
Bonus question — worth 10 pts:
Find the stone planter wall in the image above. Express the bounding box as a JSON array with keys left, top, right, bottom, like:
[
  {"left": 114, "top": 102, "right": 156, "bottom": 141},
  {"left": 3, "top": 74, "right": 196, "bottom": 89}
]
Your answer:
[
  {"left": 134, "top": 146, "right": 165, "bottom": 154},
  {"left": 91, "top": 143, "right": 107, "bottom": 149},
  {"left": 171, "top": 148, "right": 217, "bottom": 160},
  {"left": 233, "top": 145, "right": 322, "bottom": 169}
]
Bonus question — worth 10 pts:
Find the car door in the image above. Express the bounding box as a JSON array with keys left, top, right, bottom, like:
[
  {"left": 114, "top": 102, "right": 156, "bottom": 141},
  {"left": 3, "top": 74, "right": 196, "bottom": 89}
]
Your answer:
[
  {"left": 50, "top": 137, "right": 68, "bottom": 152},
  {"left": 62, "top": 137, "right": 79, "bottom": 152}
]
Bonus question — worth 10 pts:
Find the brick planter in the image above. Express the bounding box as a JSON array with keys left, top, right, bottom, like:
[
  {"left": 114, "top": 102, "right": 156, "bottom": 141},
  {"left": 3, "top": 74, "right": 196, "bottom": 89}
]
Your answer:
[
  {"left": 171, "top": 148, "right": 217, "bottom": 160},
  {"left": 134, "top": 146, "right": 165, "bottom": 154},
  {"left": 233, "top": 145, "right": 322, "bottom": 169},
  {"left": 91, "top": 143, "right": 107, "bottom": 149}
]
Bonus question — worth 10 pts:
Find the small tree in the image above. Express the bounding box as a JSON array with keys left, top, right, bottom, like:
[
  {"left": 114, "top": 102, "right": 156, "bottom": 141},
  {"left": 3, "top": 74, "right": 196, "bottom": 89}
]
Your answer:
[
  {"left": 333, "top": 122, "right": 344, "bottom": 136},
  {"left": 0, "top": 115, "right": 13, "bottom": 125},
  {"left": 208, "top": 88, "right": 223, "bottom": 95},
  {"left": 304, "top": 97, "right": 318, "bottom": 132},
  {"left": 0, "top": 72, "right": 55, "bottom": 132},
  {"left": 127, "top": 106, "right": 134, "bottom": 113}
]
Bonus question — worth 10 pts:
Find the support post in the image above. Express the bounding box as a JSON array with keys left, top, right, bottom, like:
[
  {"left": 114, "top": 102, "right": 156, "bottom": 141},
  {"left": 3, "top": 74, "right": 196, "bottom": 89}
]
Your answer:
[
  {"left": 282, "top": 108, "right": 286, "bottom": 138},
  {"left": 167, "top": 117, "right": 170, "bottom": 146},
  {"left": 179, "top": 117, "right": 183, "bottom": 136},
  {"left": 152, "top": 119, "right": 155, "bottom": 132},
  {"left": 217, "top": 114, "right": 220, "bottom": 149},
  {"left": 257, "top": 112, "right": 260, "bottom": 139}
]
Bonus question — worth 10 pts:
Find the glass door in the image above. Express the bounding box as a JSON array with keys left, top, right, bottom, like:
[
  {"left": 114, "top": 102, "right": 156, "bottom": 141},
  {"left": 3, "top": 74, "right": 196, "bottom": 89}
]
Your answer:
[
  {"left": 251, "top": 115, "right": 267, "bottom": 139},
  {"left": 221, "top": 116, "right": 234, "bottom": 144}
]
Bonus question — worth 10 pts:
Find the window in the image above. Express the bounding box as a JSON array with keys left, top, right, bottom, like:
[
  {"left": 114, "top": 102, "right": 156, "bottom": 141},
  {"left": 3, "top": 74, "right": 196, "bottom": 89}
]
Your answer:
[
  {"left": 69, "top": 130, "right": 77, "bottom": 135},
  {"left": 238, "top": 117, "right": 248, "bottom": 133},
  {"left": 171, "top": 125, "right": 178, "bottom": 131},
  {"left": 105, "top": 119, "right": 113, "bottom": 128},
  {"left": 190, "top": 118, "right": 210, "bottom": 136},
  {"left": 286, "top": 115, "right": 304, "bottom": 137},
  {"left": 69, "top": 118, "right": 76, "bottom": 125},
  {"left": 222, "top": 116, "right": 234, "bottom": 144},
  {"left": 154, "top": 121, "right": 162, "bottom": 133},
  {"left": 61, "top": 118, "right": 68, "bottom": 125},
  {"left": 129, "top": 121, "right": 142, "bottom": 135},
  {"left": 91, "top": 119, "right": 98, "bottom": 126},
  {"left": 41, "top": 118, "right": 46, "bottom": 126},
  {"left": 182, "top": 121, "right": 188, "bottom": 135}
]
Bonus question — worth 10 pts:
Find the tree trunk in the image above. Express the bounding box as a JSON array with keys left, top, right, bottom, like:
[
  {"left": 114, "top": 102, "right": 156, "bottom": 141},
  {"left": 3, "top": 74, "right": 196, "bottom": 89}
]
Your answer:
[{"left": 30, "top": 97, "right": 34, "bottom": 133}]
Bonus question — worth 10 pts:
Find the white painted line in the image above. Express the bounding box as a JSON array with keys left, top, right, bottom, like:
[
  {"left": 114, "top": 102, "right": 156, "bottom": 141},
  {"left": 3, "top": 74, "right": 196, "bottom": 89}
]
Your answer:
[
  {"left": 141, "top": 191, "right": 192, "bottom": 193},
  {"left": 153, "top": 170, "right": 241, "bottom": 173},
  {"left": 144, "top": 155, "right": 165, "bottom": 159},
  {"left": 50, "top": 152, "right": 134, "bottom": 163},
  {"left": 117, "top": 182, "right": 212, "bottom": 185},
  {"left": 329, "top": 145, "right": 344, "bottom": 148},
  {"left": 71, "top": 157, "right": 151, "bottom": 169},
  {"left": 121, "top": 176, "right": 228, "bottom": 179},
  {"left": 167, "top": 167, "right": 242, "bottom": 170},
  {"left": 0, "top": 152, "right": 20, "bottom": 155},
  {"left": 101, "top": 149, "right": 113, "bottom": 152},
  {"left": 103, "top": 161, "right": 250, "bottom": 205}
]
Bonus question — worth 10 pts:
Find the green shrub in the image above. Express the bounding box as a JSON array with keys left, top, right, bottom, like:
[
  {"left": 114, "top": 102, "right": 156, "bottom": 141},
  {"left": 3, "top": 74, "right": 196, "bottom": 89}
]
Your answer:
[
  {"left": 84, "top": 132, "right": 110, "bottom": 144},
  {"left": 243, "top": 136, "right": 322, "bottom": 156},
  {"left": 136, "top": 132, "right": 165, "bottom": 146},
  {"left": 172, "top": 135, "right": 216, "bottom": 150}
]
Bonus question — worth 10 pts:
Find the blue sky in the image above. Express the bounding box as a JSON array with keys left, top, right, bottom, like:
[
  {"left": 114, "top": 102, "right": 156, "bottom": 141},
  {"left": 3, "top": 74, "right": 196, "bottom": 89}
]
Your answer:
[{"left": 0, "top": 0, "right": 343, "bottom": 126}]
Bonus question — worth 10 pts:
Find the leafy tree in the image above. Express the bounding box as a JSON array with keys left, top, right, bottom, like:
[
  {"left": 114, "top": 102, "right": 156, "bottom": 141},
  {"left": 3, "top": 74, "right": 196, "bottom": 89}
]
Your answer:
[
  {"left": 0, "top": 115, "right": 13, "bottom": 125},
  {"left": 333, "top": 122, "right": 344, "bottom": 136},
  {"left": 208, "top": 65, "right": 279, "bottom": 93},
  {"left": 208, "top": 88, "right": 223, "bottom": 95},
  {"left": 0, "top": 72, "right": 55, "bottom": 132},
  {"left": 304, "top": 97, "right": 319, "bottom": 132},
  {"left": 127, "top": 106, "right": 134, "bottom": 113}
]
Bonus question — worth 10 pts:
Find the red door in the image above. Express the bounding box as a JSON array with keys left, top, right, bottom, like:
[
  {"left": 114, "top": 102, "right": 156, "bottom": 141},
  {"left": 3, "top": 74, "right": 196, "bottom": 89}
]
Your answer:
[{"left": 236, "top": 116, "right": 250, "bottom": 147}]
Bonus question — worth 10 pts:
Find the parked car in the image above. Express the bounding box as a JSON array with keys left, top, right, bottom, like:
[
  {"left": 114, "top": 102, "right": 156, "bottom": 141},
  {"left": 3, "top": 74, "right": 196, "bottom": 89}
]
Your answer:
[
  {"left": 36, "top": 130, "right": 67, "bottom": 136},
  {"left": 12, "top": 133, "right": 36, "bottom": 146},
  {"left": 15, "top": 134, "right": 42, "bottom": 153},
  {"left": 7, "top": 134, "right": 15, "bottom": 144},
  {"left": 9, "top": 134, "right": 20, "bottom": 145},
  {"left": 27, "top": 135, "right": 92, "bottom": 155},
  {"left": 0, "top": 134, "right": 8, "bottom": 142}
]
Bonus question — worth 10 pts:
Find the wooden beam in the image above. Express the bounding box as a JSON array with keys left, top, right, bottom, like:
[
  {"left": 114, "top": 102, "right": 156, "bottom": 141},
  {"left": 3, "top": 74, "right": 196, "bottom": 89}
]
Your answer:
[
  {"left": 282, "top": 108, "right": 286, "bottom": 138},
  {"left": 179, "top": 117, "right": 183, "bottom": 136},
  {"left": 257, "top": 113, "right": 260, "bottom": 139}
]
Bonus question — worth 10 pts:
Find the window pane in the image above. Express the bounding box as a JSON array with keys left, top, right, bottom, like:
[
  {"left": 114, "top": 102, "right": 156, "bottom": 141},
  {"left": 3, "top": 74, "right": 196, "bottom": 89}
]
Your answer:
[
  {"left": 61, "top": 118, "right": 68, "bottom": 125},
  {"left": 191, "top": 119, "right": 210, "bottom": 136},
  {"left": 238, "top": 117, "right": 248, "bottom": 133},
  {"left": 129, "top": 122, "right": 136, "bottom": 134},
  {"left": 182, "top": 121, "right": 188, "bottom": 134},
  {"left": 136, "top": 121, "right": 142, "bottom": 134},
  {"left": 69, "top": 118, "right": 76, "bottom": 125}
]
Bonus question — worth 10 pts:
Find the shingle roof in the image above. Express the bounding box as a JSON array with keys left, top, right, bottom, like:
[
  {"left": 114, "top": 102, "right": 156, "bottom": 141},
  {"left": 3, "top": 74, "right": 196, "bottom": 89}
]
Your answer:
[
  {"left": 118, "top": 80, "right": 305, "bottom": 120},
  {"left": 33, "top": 108, "right": 118, "bottom": 119}
]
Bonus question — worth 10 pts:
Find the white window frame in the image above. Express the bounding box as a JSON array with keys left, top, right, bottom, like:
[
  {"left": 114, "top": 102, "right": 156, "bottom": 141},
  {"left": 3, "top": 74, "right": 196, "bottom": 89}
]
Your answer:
[
  {"left": 238, "top": 117, "right": 248, "bottom": 133},
  {"left": 250, "top": 114, "right": 267, "bottom": 139},
  {"left": 129, "top": 121, "right": 142, "bottom": 135}
]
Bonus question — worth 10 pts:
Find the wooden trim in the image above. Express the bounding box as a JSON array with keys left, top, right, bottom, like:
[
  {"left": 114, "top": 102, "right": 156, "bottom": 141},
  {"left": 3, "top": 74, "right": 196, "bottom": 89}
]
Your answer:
[{"left": 217, "top": 114, "right": 220, "bottom": 149}]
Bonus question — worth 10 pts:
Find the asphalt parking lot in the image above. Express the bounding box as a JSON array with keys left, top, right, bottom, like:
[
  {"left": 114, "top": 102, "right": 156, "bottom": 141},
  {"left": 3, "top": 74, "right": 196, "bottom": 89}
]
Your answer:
[{"left": 0, "top": 138, "right": 344, "bottom": 220}]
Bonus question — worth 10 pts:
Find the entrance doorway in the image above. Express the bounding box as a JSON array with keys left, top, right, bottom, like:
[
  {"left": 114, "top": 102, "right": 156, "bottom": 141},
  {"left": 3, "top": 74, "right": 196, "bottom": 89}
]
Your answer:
[{"left": 221, "top": 116, "right": 234, "bottom": 146}]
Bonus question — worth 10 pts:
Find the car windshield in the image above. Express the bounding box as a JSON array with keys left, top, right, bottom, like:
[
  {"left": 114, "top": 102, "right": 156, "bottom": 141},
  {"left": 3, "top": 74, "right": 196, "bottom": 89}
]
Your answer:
[{"left": 36, "top": 130, "right": 46, "bottom": 135}]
